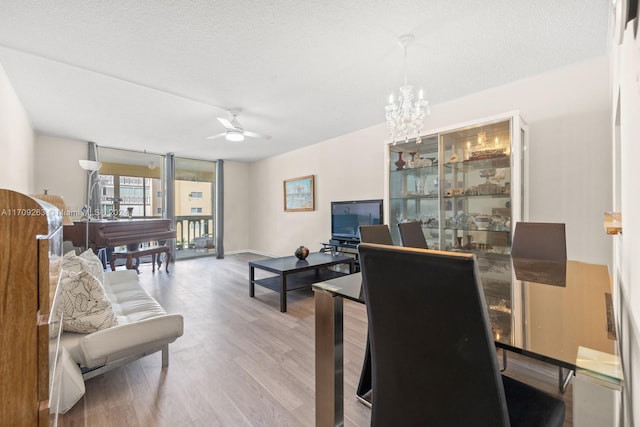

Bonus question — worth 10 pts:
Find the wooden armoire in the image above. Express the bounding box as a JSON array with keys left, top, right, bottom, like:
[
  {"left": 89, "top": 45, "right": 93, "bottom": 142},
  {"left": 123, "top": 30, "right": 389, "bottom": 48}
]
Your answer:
[{"left": 0, "top": 189, "right": 64, "bottom": 426}]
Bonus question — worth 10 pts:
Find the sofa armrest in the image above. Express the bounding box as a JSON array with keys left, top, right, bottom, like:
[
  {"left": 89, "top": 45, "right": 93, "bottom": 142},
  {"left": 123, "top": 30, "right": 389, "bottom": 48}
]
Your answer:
[
  {"left": 103, "top": 269, "right": 139, "bottom": 286},
  {"left": 79, "top": 314, "right": 184, "bottom": 368}
]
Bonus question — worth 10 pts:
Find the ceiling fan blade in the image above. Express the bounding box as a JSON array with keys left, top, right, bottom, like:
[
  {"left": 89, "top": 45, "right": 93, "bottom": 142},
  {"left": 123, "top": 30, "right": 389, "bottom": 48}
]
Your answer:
[
  {"left": 205, "top": 132, "right": 227, "bottom": 140},
  {"left": 217, "top": 117, "right": 236, "bottom": 130},
  {"left": 243, "top": 130, "right": 272, "bottom": 140}
]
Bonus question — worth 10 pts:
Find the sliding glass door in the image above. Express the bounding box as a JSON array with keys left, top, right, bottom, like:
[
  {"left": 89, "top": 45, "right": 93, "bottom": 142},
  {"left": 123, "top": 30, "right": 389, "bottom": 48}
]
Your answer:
[
  {"left": 95, "top": 148, "right": 217, "bottom": 261},
  {"left": 174, "top": 157, "right": 217, "bottom": 259}
]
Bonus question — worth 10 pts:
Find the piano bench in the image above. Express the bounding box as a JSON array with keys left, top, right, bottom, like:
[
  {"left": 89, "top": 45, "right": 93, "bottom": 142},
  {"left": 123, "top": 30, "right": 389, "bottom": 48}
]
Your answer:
[{"left": 110, "top": 245, "right": 171, "bottom": 273}]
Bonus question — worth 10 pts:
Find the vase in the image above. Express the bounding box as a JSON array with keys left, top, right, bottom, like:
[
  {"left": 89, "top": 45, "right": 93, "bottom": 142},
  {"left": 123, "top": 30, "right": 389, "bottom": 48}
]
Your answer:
[
  {"left": 394, "top": 152, "right": 406, "bottom": 171},
  {"left": 295, "top": 246, "right": 309, "bottom": 260},
  {"left": 464, "top": 235, "right": 473, "bottom": 250},
  {"left": 408, "top": 152, "right": 417, "bottom": 168}
]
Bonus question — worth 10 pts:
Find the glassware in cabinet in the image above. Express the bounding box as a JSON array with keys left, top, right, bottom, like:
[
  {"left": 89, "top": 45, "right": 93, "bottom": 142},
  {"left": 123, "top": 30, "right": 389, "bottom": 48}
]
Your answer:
[
  {"left": 438, "top": 119, "right": 513, "bottom": 257},
  {"left": 388, "top": 136, "right": 439, "bottom": 246}
]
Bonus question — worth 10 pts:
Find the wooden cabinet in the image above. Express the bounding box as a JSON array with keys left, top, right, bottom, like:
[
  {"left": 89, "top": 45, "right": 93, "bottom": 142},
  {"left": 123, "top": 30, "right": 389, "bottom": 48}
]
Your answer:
[{"left": 0, "top": 189, "right": 64, "bottom": 426}]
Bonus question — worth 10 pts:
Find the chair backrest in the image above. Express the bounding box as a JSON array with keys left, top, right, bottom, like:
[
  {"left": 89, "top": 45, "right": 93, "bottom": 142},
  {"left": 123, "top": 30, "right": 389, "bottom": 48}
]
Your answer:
[
  {"left": 398, "top": 221, "right": 429, "bottom": 249},
  {"left": 358, "top": 224, "right": 393, "bottom": 245},
  {"left": 511, "top": 222, "right": 566, "bottom": 261},
  {"left": 358, "top": 243, "right": 509, "bottom": 427}
]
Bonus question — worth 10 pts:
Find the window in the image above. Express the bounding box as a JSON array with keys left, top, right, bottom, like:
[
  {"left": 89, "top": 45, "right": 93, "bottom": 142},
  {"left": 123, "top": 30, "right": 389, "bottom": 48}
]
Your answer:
[
  {"left": 190, "top": 191, "right": 203, "bottom": 198},
  {"left": 95, "top": 148, "right": 163, "bottom": 218},
  {"left": 98, "top": 174, "right": 161, "bottom": 218},
  {"left": 191, "top": 207, "right": 203, "bottom": 214}
]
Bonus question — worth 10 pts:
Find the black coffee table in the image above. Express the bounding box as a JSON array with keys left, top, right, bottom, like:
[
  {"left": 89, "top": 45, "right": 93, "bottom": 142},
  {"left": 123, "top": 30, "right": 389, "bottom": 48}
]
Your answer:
[{"left": 249, "top": 252, "right": 355, "bottom": 312}]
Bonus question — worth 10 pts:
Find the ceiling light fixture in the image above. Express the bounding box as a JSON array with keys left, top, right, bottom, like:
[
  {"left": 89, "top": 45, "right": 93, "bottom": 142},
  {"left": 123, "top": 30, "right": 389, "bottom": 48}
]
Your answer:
[
  {"left": 225, "top": 129, "right": 245, "bottom": 142},
  {"left": 385, "top": 34, "right": 430, "bottom": 144}
]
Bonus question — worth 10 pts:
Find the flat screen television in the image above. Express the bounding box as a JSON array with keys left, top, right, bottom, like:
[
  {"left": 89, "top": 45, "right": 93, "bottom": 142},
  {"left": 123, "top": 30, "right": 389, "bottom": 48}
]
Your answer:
[{"left": 331, "top": 199, "right": 383, "bottom": 243}]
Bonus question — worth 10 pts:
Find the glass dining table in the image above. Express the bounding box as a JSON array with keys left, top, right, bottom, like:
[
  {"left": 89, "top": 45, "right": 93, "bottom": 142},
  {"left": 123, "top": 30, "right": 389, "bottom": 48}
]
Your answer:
[{"left": 312, "top": 257, "right": 623, "bottom": 427}]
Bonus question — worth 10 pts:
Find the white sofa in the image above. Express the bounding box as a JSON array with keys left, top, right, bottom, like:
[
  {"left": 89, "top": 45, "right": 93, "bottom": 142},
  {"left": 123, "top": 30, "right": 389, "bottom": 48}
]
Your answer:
[{"left": 58, "top": 269, "right": 184, "bottom": 412}]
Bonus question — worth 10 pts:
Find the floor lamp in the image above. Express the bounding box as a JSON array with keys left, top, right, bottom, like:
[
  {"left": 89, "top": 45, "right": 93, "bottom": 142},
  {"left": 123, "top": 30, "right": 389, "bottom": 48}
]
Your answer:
[{"left": 79, "top": 159, "right": 102, "bottom": 251}]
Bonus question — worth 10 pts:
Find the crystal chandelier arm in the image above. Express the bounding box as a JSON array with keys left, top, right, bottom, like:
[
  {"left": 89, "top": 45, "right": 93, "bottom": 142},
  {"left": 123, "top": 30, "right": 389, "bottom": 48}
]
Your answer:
[
  {"left": 402, "top": 40, "right": 409, "bottom": 87},
  {"left": 385, "top": 33, "right": 430, "bottom": 143}
]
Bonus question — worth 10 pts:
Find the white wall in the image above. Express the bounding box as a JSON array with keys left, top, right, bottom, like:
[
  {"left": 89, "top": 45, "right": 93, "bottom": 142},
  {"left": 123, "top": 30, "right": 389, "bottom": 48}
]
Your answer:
[
  {"left": 526, "top": 110, "right": 611, "bottom": 264},
  {"left": 248, "top": 56, "right": 612, "bottom": 266},
  {"left": 0, "top": 62, "right": 35, "bottom": 193},
  {"left": 611, "top": 16, "right": 640, "bottom": 426},
  {"left": 223, "top": 160, "right": 252, "bottom": 253},
  {"left": 30, "top": 136, "right": 250, "bottom": 253},
  {"left": 11, "top": 56, "right": 610, "bottom": 266},
  {"left": 34, "top": 134, "right": 88, "bottom": 218},
  {"left": 424, "top": 56, "right": 611, "bottom": 265},
  {"left": 248, "top": 125, "right": 386, "bottom": 257}
]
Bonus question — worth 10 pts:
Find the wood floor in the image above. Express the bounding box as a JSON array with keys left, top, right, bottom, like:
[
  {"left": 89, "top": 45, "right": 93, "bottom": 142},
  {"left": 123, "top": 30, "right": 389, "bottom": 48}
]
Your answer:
[{"left": 60, "top": 253, "right": 573, "bottom": 426}]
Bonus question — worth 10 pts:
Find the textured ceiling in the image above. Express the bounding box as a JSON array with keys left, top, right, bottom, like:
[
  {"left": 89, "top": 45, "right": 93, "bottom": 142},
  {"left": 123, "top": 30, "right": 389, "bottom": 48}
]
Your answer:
[{"left": 0, "top": 0, "right": 611, "bottom": 162}]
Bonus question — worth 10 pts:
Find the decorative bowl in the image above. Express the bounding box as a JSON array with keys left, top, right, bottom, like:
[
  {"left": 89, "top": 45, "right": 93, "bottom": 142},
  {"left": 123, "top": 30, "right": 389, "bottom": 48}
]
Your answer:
[{"left": 295, "top": 246, "right": 309, "bottom": 260}]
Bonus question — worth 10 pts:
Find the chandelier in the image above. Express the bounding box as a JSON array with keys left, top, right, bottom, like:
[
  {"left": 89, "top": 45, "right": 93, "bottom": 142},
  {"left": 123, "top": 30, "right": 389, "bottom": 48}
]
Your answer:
[{"left": 385, "top": 34, "right": 430, "bottom": 143}]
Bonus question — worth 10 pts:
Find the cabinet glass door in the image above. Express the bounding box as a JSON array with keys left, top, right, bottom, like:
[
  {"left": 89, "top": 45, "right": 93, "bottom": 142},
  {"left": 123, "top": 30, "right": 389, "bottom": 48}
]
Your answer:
[
  {"left": 440, "top": 119, "right": 514, "bottom": 342},
  {"left": 388, "top": 136, "right": 439, "bottom": 247},
  {"left": 439, "top": 119, "right": 512, "bottom": 255}
]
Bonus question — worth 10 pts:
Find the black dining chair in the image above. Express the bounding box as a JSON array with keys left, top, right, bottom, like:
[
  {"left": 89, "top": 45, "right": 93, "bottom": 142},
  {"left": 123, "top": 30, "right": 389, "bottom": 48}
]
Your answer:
[
  {"left": 511, "top": 221, "right": 567, "bottom": 261},
  {"left": 398, "top": 221, "right": 429, "bottom": 249},
  {"left": 358, "top": 243, "right": 566, "bottom": 427},
  {"left": 355, "top": 224, "right": 393, "bottom": 405},
  {"left": 358, "top": 224, "right": 393, "bottom": 245},
  {"left": 510, "top": 221, "right": 570, "bottom": 390}
]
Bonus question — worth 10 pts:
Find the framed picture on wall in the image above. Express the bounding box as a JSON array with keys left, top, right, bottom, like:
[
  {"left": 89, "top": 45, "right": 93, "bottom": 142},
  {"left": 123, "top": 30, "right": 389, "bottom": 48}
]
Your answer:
[{"left": 284, "top": 175, "right": 315, "bottom": 212}]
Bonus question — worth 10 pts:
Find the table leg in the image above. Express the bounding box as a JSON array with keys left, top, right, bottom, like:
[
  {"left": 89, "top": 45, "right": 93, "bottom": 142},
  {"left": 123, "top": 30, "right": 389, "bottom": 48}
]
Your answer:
[
  {"left": 249, "top": 266, "right": 255, "bottom": 297},
  {"left": 280, "top": 274, "right": 287, "bottom": 312},
  {"left": 133, "top": 256, "right": 140, "bottom": 274},
  {"left": 164, "top": 249, "right": 171, "bottom": 273},
  {"left": 314, "top": 290, "right": 344, "bottom": 427},
  {"left": 559, "top": 367, "right": 574, "bottom": 393}
]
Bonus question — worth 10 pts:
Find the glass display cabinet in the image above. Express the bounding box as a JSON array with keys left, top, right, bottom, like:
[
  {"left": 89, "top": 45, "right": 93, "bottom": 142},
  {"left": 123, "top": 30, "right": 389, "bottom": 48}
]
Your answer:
[{"left": 386, "top": 112, "right": 527, "bottom": 341}]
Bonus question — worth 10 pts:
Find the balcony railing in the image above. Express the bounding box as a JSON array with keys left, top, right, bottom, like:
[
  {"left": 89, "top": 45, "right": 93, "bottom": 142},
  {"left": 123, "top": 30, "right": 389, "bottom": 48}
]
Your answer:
[{"left": 175, "top": 215, "right": 214, "bottom": 250}]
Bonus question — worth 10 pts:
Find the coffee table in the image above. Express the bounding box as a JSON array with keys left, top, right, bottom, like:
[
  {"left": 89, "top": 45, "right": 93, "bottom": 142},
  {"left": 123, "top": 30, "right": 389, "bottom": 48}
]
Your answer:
[{"left": 249, "top": 252, "right": 355, "bottom": 312}]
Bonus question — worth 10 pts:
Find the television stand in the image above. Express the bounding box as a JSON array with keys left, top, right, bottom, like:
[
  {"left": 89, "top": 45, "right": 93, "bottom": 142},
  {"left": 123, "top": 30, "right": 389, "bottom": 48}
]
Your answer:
[{"left": 321, "top": 240, "right": 360, "bottom": 271}]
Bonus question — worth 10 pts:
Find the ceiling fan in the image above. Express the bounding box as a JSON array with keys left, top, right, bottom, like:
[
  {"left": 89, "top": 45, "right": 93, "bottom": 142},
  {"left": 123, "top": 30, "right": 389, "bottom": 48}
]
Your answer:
[{"left": 206, "top": 110, "right": 271, "bottom": 142}]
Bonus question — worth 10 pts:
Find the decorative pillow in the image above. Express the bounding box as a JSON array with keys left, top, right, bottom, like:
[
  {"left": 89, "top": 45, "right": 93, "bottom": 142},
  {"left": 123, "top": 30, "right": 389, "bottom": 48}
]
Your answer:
[
  {"left": 62, "top": 250, "right": 105, "bottom": 285},
  {"left": 57, "top": 269, "right": 118, "bottom": 333},
  {"left": 78, "top": 249, "right": 105, "bottom": 284}
]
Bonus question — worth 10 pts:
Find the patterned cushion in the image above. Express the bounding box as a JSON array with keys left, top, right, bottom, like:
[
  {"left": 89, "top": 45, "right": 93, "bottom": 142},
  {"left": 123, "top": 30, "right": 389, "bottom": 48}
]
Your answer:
[
  {"left": 62, "top": 249, "right": 104, "bottom": 285},
  {"left": 78, "top": 249, "right": 105, "bottom": 284},
  {"left": 57, "top": 269, "right": 118, "bottom": 333}
]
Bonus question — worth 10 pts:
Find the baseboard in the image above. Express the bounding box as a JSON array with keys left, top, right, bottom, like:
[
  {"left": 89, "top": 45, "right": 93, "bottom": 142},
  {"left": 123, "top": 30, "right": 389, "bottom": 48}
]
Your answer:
[{"left": 226, "top": 249, "right": 276, "bottom": 257}]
